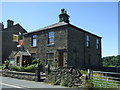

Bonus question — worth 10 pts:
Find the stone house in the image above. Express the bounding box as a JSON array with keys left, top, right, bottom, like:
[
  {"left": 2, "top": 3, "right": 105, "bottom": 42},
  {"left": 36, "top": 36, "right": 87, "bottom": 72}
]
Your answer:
[
  {"left": 24, "top": 9, "right": 102, "bottom": 68},
  {"left": 2, "top": 20, "right": 27, "bottom": 63}
]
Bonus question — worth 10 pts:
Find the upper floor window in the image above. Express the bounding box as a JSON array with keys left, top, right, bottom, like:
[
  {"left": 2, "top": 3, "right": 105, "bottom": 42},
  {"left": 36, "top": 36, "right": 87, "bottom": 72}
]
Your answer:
[
  {"left": 96, "top": 38, "right": 100, "bottom": 49},
  {"left": 86, "top": 35, "right": 90, "bottom": 47},
  {"left": 48, "top": 32, "right": 54, "bottom": 45},
  {"left": 31, "top": 35, "right": 37, "bottom": 47},
  {"left": 13, "top": 34, "right": 18, "bottom": 42}
]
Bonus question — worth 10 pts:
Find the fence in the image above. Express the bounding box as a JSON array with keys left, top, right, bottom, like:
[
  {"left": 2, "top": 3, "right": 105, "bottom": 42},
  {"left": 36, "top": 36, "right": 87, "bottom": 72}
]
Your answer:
[{"left": 92, "top": 70, "right": 120, "bottom": 88}]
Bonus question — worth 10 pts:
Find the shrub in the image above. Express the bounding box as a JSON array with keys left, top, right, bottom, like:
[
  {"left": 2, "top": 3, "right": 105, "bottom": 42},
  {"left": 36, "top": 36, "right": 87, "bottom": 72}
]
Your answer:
[
  {"left": 32, "top": 58, "right": 41, "bottom": 65},
  {"left": 8, "top": 65, "right": 20, "bottom": 71},
  {"left": 24, "top": 64, "right": 36, "bottom": 72},
  {"left": 18, "top": 67, "right": 24, "bottom": 72}
]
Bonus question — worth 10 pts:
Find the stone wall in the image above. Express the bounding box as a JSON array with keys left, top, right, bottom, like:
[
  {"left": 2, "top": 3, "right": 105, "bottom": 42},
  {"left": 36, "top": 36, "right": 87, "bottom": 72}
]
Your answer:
[
  {"left": 47, "top": 68, "right": 82, "bottom": 87},
  {"left": 2, "top": 70, "right": 36, "bottom": 81}
]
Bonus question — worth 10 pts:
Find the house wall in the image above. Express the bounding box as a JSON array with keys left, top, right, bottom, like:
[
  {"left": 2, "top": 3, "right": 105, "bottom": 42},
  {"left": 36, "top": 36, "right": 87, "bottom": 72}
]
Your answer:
[
  {"left": 67, "top": 26, "right": 85, "bottom": 68},
  {"left": 67, "top": 26, "right": 102, "bottom": 68},
  {"left": 2, "top": 25, "right": 26, "bottom": 61},
  {"left": 24, "top": 26, "right": 68, "bottom": 67}
]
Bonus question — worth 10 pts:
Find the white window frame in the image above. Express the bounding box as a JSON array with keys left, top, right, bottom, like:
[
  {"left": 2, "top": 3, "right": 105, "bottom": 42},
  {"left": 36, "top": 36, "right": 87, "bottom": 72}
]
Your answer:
[
  {"left": 47, "top": 53, "right": 54, "bottom": 67},
  {"left": 31, "top": 35, "right": 37, "bottom": 47},
  {"left": 48, "top": 32, "right": 54, "bottom": 45}
]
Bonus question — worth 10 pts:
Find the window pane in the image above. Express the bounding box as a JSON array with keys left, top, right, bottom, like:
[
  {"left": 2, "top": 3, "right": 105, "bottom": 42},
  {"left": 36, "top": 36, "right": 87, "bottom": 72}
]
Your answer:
[
  {"left": 48, "top": 32, "right": 54, "bottom": 44},
  {"left": 32, "top": 35, "right": 37, "bottom": 47},
  {"left": 47, "top": 53, "right": 54, "bottom": 66},
  {"left": 49, "top": 38, "right": 54, "bottom": 43},
  {"left": 33, "top": 39, "right": 37, "bottom": 46},
  {"left": 48, "top": 53, "right": 54, "bottom": 59},
  {"left": 96, "top": 38, "right": 99, "bottom": 49},
  {"left": 49, "top": 32, "right": 54, "bottom": 37},
  {"left": 86, "top": 35, "right": 90, "bottom": 47},
  {"left": 86, "top": 42, "right": 89, "bottom": 47},
  {"left": 13, "top": 34, "right": 18, "bottom": 42},
  {"left": 33, "top": 35, "right": 37, "bottom": 38},
  {"left": 86, "top": 35, "right": 89, "bottom": 41}
]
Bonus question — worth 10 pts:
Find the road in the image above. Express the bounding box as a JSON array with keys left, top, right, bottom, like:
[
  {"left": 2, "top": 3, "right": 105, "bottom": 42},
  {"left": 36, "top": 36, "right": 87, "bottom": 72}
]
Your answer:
[{"left": 0, "top": 76, "right": 67, "bottom": 90}]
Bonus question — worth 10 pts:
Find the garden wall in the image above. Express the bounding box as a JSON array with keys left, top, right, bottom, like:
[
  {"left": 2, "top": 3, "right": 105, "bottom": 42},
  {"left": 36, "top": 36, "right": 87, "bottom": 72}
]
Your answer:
[
  {"left": 47, "top": 68, "right": 83, "bottom": 87},
  {"left": 2, "top": 70, "right": 36, "bottom": 81}
]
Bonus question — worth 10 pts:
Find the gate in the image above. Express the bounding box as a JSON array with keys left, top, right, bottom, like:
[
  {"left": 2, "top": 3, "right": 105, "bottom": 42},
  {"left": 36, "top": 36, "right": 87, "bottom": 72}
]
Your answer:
[{"left": 92, "top": 71, "right": 120, "bottom": 88}]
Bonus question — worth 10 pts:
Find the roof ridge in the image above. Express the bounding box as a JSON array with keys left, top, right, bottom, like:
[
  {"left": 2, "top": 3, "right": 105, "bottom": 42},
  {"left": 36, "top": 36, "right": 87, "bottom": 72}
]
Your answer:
[{"left": 26, "top": 22, "right": 68, "bottom": 34}]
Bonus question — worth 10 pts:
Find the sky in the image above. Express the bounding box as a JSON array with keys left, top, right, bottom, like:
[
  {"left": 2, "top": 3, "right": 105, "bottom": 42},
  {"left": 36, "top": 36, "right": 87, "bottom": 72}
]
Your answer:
[{"left": 1, "top": 2, "right": 118, "bottom": 57}]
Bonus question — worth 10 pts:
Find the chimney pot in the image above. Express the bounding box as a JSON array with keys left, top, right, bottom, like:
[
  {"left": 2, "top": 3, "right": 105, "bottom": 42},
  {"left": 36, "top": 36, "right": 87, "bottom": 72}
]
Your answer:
[
  {"left": 7, "top": 19, "right": 14, "bottom": 28},
  {"left": 2, "top": 22, "right": 4, "bottom": 30}
]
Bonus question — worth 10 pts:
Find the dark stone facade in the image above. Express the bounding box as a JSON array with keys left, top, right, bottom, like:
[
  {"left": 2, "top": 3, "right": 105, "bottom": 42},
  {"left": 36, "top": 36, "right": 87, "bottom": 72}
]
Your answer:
[
  {"left": 2, "top": 20, "right": 27, "bottom": 62},
  {"left": 23, "top": 9, "right": 102, "bottom": 68}
]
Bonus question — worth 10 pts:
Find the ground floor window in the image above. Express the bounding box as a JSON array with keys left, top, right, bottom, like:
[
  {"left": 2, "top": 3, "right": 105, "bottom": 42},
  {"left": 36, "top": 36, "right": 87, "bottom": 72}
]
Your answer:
[
  {"left": 31, "top": 53, "right": 36, "bottom": 60},
  {"left": 16, "top": 56, "right": 20, "bottom": 66},
  {"left": 47, "top": 53, "right": 54, "bottom": 67}
]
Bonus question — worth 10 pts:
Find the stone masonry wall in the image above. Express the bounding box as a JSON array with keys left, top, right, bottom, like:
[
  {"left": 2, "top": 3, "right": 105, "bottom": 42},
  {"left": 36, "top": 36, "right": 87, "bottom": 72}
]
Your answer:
[
  {"left": 2, "top": 70, "right": 36, "bottom": 81},
  {"left": 47, "top": 68, "right": 82, "bottom": 87}
]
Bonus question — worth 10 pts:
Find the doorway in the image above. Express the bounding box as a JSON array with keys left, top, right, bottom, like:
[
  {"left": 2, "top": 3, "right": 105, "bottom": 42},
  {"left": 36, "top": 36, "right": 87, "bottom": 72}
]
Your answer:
[{"left": 58, "top": 52, "right": 64, "bottom": 67}]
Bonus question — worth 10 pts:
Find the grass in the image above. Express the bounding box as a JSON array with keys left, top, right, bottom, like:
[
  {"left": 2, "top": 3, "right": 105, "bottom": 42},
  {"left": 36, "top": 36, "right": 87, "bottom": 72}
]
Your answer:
[
  {"left": 79, "top": 70, "right": 120, "bottom": 88},
  {"left": 0, "top": 66, "right": 2, "bottom": 70},
  {"left": 93, "top": 73, "right": 120, "bottom": 88}
]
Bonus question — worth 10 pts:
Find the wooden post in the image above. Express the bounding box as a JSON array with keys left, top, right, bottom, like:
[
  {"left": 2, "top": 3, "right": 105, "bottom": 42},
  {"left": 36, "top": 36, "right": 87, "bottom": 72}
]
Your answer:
[{"left": 35, "top": 64, "right": 41, "bottom": 82}]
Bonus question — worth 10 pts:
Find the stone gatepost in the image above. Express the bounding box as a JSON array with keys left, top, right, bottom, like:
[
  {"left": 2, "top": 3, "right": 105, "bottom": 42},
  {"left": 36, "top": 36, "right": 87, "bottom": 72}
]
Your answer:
[{"left": 35, "top": 64, "right": 41, "bottom": 82}]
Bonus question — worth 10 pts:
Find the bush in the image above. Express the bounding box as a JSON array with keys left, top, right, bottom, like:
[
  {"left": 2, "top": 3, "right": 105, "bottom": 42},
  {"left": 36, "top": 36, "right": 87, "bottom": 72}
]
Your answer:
[
  {"left": 8, "top": 65, "right": 20, "bottom": 71},
  {"left": 24, "top": 64, "right": 36, "bottom": 72},
  {"left": 32, "top": 58, "right": 41, "bottom": 65}
]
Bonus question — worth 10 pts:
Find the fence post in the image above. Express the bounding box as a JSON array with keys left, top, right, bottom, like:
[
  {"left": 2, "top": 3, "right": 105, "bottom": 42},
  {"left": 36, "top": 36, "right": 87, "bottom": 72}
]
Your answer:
[
  {"left": 87, "top": 69, "right": 91, "bottom": 79},
  {"left": 105, "top": 72, "right": 108, "bottom": 88}
]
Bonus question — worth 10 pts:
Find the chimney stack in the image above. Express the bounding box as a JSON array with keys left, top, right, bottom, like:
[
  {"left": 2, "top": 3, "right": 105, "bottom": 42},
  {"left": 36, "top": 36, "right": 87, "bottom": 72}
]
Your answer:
[
  {"left": 7, "top": 19, "right": 14, "bottom": 28},
  {"left": 59, "top": 9, "right": 70, "bottom": 23},
  {"left": 2, "top": 22, "right": 4, "bottom": 30}
]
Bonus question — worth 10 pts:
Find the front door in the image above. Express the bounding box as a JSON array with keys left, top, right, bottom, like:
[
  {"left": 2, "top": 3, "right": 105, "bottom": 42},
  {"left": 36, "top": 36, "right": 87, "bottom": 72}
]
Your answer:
[{"left": 58, "top": 52, "right": 64, "bottom": 67}]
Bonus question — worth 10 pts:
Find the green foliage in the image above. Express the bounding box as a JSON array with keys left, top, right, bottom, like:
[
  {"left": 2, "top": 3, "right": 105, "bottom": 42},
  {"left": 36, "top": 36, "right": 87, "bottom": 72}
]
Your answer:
[
  {"left": 32, "top": 58, "right": 41, "bottom": 65},
  {"left": 83, "top": 79, "right": 94, "bottom": 89},
  {"left": 0, "top": 66, "right": 2, "bottom": 70},
  {"left": 8, "top": 65, "right": 24, "bottom": 72},
  {"left": 93, "top": 73, "right": 120, "bottom": 88},
  {"left": 24, "top": 64, "right": 36, "bottom": 72},
  {"left": 3, "top": 60, "right": 9, "bottom": 69},
  {"left": 80, "top": 70, "right": 87, "bottom": 74},
  {"left": 102, "top": 55, "right": 120, "bottom": 67}
]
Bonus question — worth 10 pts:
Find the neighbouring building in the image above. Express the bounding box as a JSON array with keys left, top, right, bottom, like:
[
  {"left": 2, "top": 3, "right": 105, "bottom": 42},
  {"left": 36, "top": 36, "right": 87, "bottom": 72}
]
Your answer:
[
  {"left": 2, "top": 20, "right": 27, "bottom": 63},
  {"left": 23, "top": 9, "right": 102, "bottom": 68},
  {"left": 0, "top": 23, "right": 2, "bottom": 65}
]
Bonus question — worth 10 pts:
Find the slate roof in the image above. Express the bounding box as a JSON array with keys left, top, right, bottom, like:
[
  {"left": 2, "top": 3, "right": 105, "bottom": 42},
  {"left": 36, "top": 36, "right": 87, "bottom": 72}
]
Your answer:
[
  {"left": 26, "top": 22, "right": 68, "bottom": 34},
  {"left": 2, "top": 24, "right": 27, "bottom": 33},
  {"left": 25, "top": 21, "right": 101, "bottom": 38}
]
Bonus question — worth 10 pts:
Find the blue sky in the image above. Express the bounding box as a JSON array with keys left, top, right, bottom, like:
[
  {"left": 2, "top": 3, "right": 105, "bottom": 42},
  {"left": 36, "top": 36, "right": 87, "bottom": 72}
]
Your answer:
[{"left": 1, "top": 2, "right": 118, "bottom": 57}]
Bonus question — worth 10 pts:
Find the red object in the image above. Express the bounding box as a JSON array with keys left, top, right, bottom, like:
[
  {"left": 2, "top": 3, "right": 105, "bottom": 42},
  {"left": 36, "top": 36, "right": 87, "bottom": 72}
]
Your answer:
[{"left": 19, "top": 40, "right": 24, "bottom": 45}]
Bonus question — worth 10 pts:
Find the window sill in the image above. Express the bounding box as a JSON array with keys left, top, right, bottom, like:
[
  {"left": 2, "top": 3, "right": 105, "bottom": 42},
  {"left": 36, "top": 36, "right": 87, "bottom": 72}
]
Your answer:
[
  {"left": 47, "top": 44, "right": 55, "bottom": 47},
  {"left": 31, "top": 46, "right": 37, "bottom": 48},
  {"left": 86, "top": 46, "right": 90, "bottom": 48}
]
